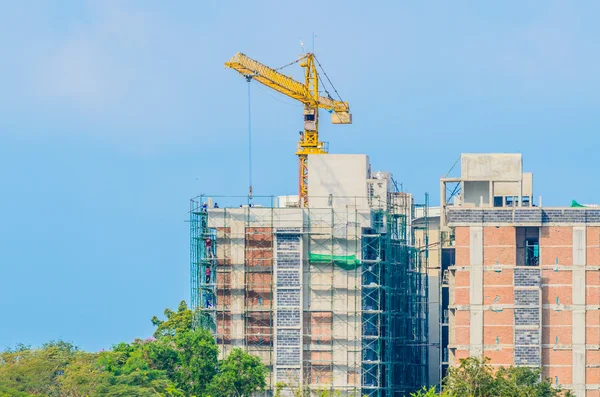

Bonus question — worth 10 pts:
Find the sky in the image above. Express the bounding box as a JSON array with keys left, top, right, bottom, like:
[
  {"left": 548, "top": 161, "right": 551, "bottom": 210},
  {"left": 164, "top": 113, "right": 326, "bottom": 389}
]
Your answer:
[{"left": 1, "top": 1, "right": 600, "bottom": 351}]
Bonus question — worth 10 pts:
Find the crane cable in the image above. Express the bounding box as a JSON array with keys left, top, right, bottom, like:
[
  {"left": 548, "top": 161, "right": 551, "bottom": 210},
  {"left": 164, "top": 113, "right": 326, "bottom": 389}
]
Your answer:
[
  {"left": 246, "top": 76, "right": 253, "bottom": 201},
  {"left": 242, "top": 53, "right": 341, "bottom": 203},
  {"left": 314, "top": 55, "right": 345, "bottom": 103},
  {"left": 275, "top": 54, "right": 343, "bottom": 106},
  {"left": 314, "top": 68, "right": 333, "bottom": 101},
  {"left": 275, "top": 56, "right": 303, "bottom": 71},
  {"left": 252, "top": 80, "right": 301, "bottom": 108}
]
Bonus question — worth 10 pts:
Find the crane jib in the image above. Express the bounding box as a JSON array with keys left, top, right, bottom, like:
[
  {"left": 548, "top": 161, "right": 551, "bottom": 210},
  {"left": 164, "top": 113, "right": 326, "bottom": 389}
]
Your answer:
[{"left": 225, "top": 51, "right": 352, "bottom": 207}]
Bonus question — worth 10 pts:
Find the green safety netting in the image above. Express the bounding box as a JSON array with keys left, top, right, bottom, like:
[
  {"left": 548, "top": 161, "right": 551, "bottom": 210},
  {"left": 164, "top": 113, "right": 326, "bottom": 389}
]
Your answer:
[
  {"left": 571, "top": 200, "right": 586, "bottom": 208},
  {"left": 309, "top": 253, "right": 361, "bottom": 270}
]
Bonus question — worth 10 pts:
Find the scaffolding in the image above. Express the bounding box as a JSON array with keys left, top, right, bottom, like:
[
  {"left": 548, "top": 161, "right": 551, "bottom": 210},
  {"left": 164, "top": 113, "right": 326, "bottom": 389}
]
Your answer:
[{"left": 190, "top": 194, "right": 429, "bottom": 396}]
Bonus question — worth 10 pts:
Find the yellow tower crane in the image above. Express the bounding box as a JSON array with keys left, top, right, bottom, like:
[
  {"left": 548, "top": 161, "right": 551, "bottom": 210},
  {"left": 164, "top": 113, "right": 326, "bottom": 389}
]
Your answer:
[{"left": 225, "top": 52, "right": 352, "bottom": 207}]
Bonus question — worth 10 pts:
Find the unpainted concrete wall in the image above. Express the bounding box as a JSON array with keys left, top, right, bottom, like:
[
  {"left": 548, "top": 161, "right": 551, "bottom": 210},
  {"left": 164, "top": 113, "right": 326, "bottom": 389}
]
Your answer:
[
  {"left": 307, "top": 154, "right": 369, "bottom": 209},
  {"left": 463, "top": 181, "right": 490, "bottom": 206},
  {"left": 461, "top": 154, "right": 522, "bottom": 181}
]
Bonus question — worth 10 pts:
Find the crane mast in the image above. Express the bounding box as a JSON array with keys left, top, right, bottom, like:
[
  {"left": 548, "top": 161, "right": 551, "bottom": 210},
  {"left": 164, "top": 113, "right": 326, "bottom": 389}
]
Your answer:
[{"left": 225, "top": 52, "right": 351, "bottom": 207}]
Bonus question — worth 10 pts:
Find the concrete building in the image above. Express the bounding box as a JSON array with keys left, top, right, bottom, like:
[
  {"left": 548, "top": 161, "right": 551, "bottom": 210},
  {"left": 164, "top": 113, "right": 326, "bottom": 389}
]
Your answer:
[
  {"left": 440, "top": 153, "right": 600, "bottom": 397},
  {"left": 190, "top": 154, "right": 430, "bottom": 396}
]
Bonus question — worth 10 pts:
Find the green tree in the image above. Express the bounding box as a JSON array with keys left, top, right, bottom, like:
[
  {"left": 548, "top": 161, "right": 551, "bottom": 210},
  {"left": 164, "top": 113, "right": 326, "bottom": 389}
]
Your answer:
[
  {"left": 443, "top": 357, "right": 494, "bottom": 397},
  {"left": 142, "top": 337, "right": 179, "bottom": 376},
  {"left": 315, "top": 390, "right": 343, "bottom": 397},
  {"left": 207, "top": 348, "right": 267, "bottom": 397},
  {"left": 79, "top": 341, "right": 184, "bottom": 397},
  {"left": 174, "top": 328, "right": 219, "bottom": 396},
  {"left": 0, "top": 340, "right": 77, "bottom": 397},
  {"left": 149, "top": 301, "right": 220, "bottom": 396},
  {"left": 151, "top": 301, "right": 193, "bottom": 339},
  {"left": 440, "top": 357, "right": 572, "bottom": 397},
  {"left": 55, "top": 351, "right": 110, "bottom": 397},
  {"left": 490, "top": 366, "right": 572, "bottom": 397},
  {"left": 0, "top": 385, "right": 33, "bottom": 397},
  {"left": 411, "top": 386, "right": 444, "bottom": 397},
  {"left": 0, "top": 301, "right": 266, "bottom": 397}
]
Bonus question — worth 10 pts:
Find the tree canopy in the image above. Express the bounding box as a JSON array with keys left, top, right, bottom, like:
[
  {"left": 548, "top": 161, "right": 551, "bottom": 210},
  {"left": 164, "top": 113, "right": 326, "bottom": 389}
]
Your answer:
[
  {"left": 412, "top": 357, "right": 573, "bottom": 397},
  {"left": 151, "top": 301, "right": 193, "bottom": 339},
  {"left": 2, "top": 303, "right": 577, "bottom": 397},
  {"left": 207, "top": 348, "right": 267, "bottom": 397},
  {"left": 0, "top": 301, "right": 266, "bottom": 397}
]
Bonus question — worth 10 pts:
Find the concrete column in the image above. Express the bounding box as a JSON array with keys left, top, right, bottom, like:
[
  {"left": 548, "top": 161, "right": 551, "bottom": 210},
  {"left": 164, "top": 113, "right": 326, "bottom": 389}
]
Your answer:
[
  {"left": 440, "top": 180, "right": 446, "bottom": 228},
  {"left": 470, "top": 226, "right": 484, "bottom": 357},
  {"left": 572, "top": 226, "right": 586, "bottom": 397},
  {"left": 230, "top": 220, "right": 246, "bottom": 346},
  {"left": 428, "top": 268, "right": 441, "bottom": 386}
]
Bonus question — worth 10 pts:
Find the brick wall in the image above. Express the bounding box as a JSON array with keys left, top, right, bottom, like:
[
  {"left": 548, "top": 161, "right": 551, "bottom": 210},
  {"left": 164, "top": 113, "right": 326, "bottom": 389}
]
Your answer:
[
  {"left": 540, "top": 228, "right": 574, "bottom": 391},
  {"left": 515, "top": 290, "right": 539, "bottom": 306},
  {"left": 276, "top": 329, "right": 301, "bottom": 365},
  {"left": 513, "top": 267, "right": 541, "bottom": 367},
  {"left": 303, "top": 312, "right": 332, "bottom": 344},
  {"left": 447, "top": 217, "right": 600, "bottom": 396},
  {"left": 276, "top": 289, "right": 300, "bottom": 307},
  {"left": 274, "top": 228, "right": 302, "bottom": 386},
  {"left": 450, "top": 226, "right": 545, "bottom": 369},
  {"left": 277, "top": 309, "right": 300, "bottom": 327},
  {"left": 541, "top": 226, "right": 573, "bottom": 265},
  {"left": 483, "top": 226, "right": 516, "bottom": 265},
  {"left": 216, "top": 312, "right": 232, "bottom": 345},
  {"left": 455, "top": 226, "right": 470, "bottom": 266},
  {"left": 277, "top": 270, "right": 300, "bottom": 287},
  {"left": 451, "top": 223, "right": 470, "bottom": 360}
]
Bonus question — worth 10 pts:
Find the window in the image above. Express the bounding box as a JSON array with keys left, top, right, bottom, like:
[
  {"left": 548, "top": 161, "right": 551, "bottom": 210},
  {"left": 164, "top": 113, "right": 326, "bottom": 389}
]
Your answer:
[
  {"left": 517, "top": 227, "right": 540, "bottom": 266},
  {"left": 525, "top": 239, "right": 539, "bottom": 266},
  {"left": 494, "top": 196, "right": 504, "bottom": 207},
  {"left": 505, "top": 196, "right": 519, "bottom": 207},
  {"left": 522, "top": 196, "right": 531, "bottom": 207}
]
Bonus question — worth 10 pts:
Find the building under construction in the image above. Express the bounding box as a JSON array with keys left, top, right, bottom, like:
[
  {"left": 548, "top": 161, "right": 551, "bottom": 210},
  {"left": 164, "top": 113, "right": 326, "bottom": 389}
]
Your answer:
[
  {"left": 438, "top": 153, "right": 600, "bottom": 397},
  {"left": 190, "top": 154, "right": 429, "bottom": 396}
]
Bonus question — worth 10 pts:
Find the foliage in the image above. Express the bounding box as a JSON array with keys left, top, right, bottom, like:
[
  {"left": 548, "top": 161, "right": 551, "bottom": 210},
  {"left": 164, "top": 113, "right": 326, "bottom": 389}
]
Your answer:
[
  {"left": 490, "top": 365, "right": 573, "bottom": 397},
  {"left": 411, "top": 357, "right": 573, "bottom": 397},
  {"left": 206, "top": 348, "right": 267, "bottom": 397},
  {"left": 0, "top": 301, "right": 267, "bottom": 397},
  {"left": 4, "top": 324, "right": 576, "bottom": 397},
  {"left": 274, "top": 382, "right": 344, "bottom": 397},
  {"left": 314, "top": 390, "right": 343, "bottom": 397},
  {"left": 173, "top": 328, "right": 218, "bottom": 396},
  {"left": 54, "top": 351, "right": 110, "bottom": 397},
  {"left": 0, "top": 385, "right": 33, "bottom": 397},
  {"left": 443, "top": 356, "right": 494, "bottom": 397},
  {"left": 411, "top": 386, "right": 441, "bottom": 397},
  {"left": 0, "top": 340, "right": 78, "bottom": 397},
  {"left": 151, "top": 300, "right": 193, "bottom": 339}
]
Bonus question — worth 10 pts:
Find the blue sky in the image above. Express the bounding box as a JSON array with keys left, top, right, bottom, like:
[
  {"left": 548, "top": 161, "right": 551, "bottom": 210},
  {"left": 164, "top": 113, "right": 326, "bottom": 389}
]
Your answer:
[{"left": 1, "top": 1, "right": 600, "bottom": 351}]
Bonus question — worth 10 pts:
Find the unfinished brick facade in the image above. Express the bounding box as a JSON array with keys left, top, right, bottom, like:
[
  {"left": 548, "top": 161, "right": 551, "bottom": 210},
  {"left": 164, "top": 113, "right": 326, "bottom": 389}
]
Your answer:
[{"left": 446, "top": 209, "right": 600, "bottom": 397}]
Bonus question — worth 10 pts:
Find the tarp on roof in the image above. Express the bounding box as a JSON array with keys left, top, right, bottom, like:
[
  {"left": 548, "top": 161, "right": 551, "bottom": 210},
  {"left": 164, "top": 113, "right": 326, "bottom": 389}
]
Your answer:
[{"left": 571, "top": 200, "right": 586, "bottom": 208}]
